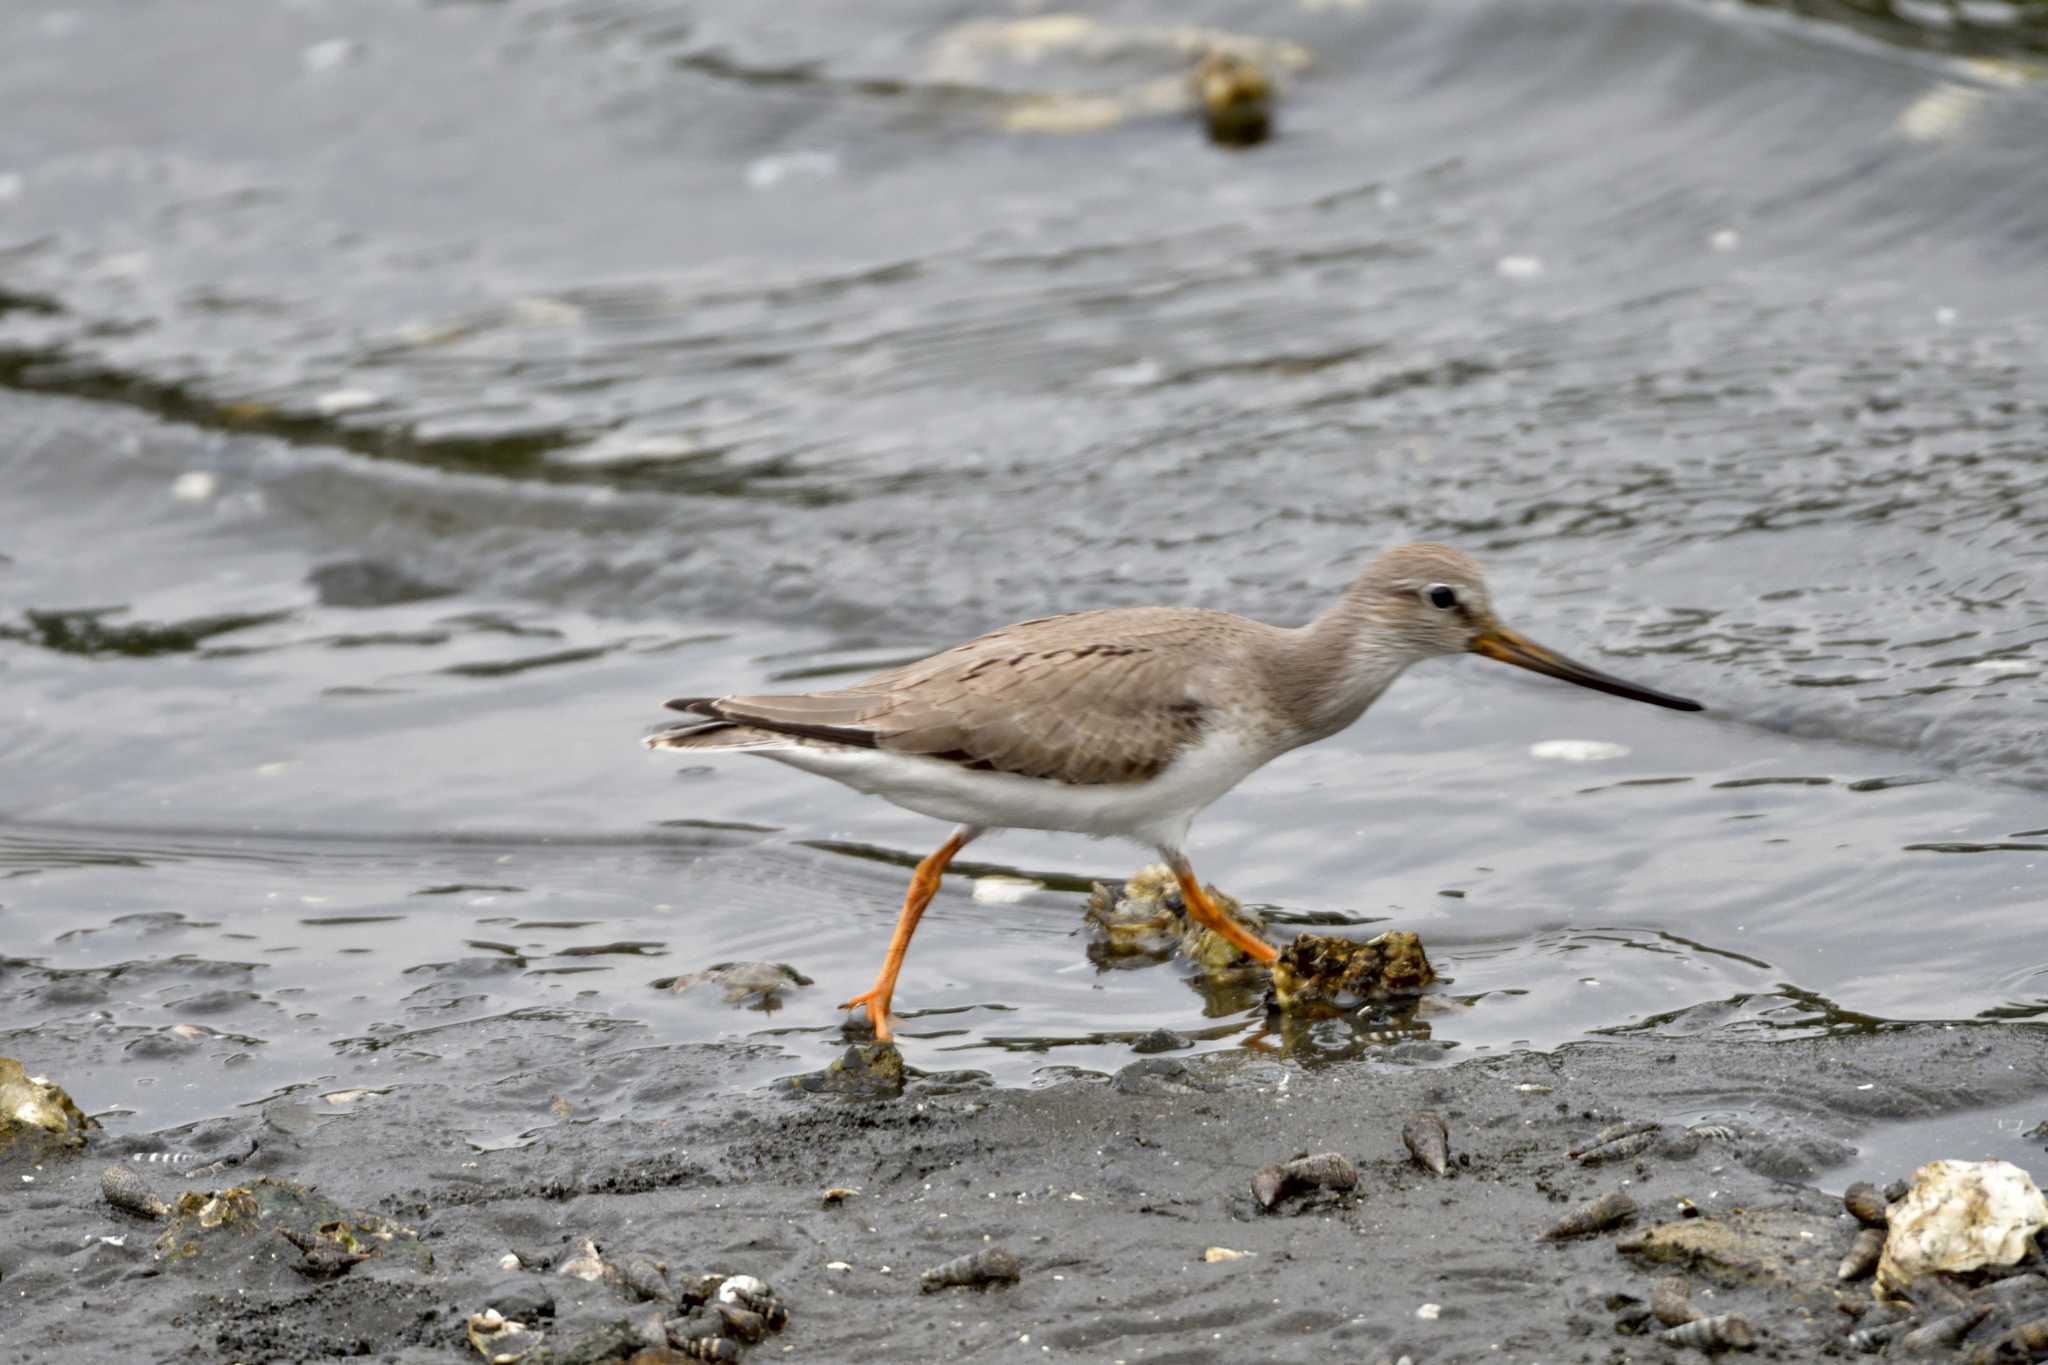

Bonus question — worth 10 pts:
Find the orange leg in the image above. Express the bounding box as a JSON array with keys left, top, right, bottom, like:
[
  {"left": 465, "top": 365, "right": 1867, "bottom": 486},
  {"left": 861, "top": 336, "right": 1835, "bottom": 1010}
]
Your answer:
[
  {"left": 839, "top": 825, "right": 980, "bottom": 1041},
  {"left": 1166, "top": 853, "right": 1280, "bottom": 965}
]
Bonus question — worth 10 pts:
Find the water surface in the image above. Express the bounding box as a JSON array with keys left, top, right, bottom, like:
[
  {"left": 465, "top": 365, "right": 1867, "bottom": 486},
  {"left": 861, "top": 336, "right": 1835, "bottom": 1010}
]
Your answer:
[{"left": 2, "top": 0, "right": 2044, "bottom": 1142}]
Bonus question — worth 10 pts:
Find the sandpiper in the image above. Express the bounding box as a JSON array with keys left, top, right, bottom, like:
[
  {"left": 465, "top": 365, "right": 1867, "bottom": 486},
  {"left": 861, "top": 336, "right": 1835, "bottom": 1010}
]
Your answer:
[{"left": 648, "top": 543, "right": 1701, "bottom": 1041}]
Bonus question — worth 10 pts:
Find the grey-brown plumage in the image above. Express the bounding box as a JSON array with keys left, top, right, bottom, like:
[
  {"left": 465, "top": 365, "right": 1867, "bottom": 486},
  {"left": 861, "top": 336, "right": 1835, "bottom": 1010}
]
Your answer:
[
  {"left": 644, "top": 542, "right": 1703, "bottom": 1042},
  {"left": 661, "top": 608, "right": 1267, "bottom": 786}
]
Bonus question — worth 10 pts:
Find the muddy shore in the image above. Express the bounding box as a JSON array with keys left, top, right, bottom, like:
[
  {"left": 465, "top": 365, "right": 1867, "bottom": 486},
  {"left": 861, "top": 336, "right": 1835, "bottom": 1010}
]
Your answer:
[{"left": 7, "top": 1022, "right": 2046, "bottom": 1363}]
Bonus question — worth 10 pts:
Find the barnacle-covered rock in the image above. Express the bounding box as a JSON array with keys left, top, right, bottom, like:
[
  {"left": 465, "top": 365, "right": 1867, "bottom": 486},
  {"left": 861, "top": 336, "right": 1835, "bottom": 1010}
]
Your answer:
[
  {"left": 0, "top": 1058, "right": 95, "bottom": 1157},
  {"left": 1192, "top": 51, "right": 1272, "bottom": 146},
  {"left": 1269, "top": 931, "right": 1434, "bottom": 1009},
  {"left": 1878, "top": 1160, "right": 2048, "bottom": 1297},
  {"left": 151, "top": 1176, "right": 429, "bottom": 1286},
  {"left": 1084, "top": 867, "right": 1181, "bottom": 957},
  {"left": 1085, "top": 864, "right": 1270, "bottom": 970}
]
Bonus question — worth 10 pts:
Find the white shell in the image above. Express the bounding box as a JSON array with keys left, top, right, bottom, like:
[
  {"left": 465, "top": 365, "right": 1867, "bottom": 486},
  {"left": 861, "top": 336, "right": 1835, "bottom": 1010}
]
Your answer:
[
  {"left": 1877, "top": 1159, "right": 2048, "bottom": 1295},
  {"left": 717, "top": 1274, "right": 771, "bottom": 1305}
]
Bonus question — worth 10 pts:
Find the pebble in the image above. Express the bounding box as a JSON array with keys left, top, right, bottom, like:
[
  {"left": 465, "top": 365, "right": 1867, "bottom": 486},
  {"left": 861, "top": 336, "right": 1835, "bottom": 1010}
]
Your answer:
[{"left": 479, "top": 1277, "right": 555, "bottom": 1322}]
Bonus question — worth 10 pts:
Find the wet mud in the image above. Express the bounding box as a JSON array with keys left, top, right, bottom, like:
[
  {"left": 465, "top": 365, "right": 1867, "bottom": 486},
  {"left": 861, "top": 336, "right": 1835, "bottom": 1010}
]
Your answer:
[{"left": 8, "top": 1024, "right": 2048, "bottom": 1362}]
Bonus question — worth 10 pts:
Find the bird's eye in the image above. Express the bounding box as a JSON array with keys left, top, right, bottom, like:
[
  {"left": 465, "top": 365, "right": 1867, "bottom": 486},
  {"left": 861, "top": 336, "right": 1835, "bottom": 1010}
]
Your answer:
[{"left": 1425, "top": 584, "right": 1459, "bottom": 610}]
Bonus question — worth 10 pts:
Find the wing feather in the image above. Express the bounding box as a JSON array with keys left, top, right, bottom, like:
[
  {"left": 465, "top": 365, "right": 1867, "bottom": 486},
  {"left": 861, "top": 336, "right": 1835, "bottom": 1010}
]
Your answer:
[{"left": 691, "top": 609, "right": 1252, "bottom": 785}]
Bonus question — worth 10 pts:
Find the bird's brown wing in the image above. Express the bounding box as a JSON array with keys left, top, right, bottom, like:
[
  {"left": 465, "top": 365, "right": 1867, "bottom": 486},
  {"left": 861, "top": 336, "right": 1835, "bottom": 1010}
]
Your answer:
[{"left": 674, "top": 609, "right": 1232, "bottom": 785}]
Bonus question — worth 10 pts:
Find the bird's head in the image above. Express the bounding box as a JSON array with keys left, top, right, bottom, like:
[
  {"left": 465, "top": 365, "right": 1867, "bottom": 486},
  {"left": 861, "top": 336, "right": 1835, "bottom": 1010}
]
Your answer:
[{"left": 1354, "top": 543, "right": 1703, "bottom": 712}]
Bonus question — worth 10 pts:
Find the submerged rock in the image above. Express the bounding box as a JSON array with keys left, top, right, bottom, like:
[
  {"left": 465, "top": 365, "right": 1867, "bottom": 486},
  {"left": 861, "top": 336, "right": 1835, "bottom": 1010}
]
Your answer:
[
  {"left": 0, "top": 1057, "right": 96, "bottom": 1156},
  {"left": 1192, "top": 51, "right": 1272, "bottom": 147},
  {"left": 669, "top": 961, "right": 812, "bottom": 1006},
  {"left": 789, "top": 1043, "right": 906, "bottom": 1100},
  {"left": 1269, "top": 931, "right": 1435, "bottom": 1009}
]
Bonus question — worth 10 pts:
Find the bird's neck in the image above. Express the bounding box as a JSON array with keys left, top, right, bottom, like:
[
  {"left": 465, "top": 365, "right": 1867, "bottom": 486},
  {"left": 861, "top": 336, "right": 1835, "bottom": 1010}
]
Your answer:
[{"left": 1271, "top": 588, "right": 1417, "bottom": 743}]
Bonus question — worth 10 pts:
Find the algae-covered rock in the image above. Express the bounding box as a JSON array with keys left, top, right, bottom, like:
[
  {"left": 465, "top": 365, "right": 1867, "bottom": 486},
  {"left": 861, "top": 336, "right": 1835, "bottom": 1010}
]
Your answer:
[
  {"left": 1192, "top": 51, "right": 1272, "bottom": 146},
  {"left": 153, "top": 1175, "right": 431, "bottom": 1288},
  {"left": 789, "top": 1043, "right": 905, "bottom": 1100},
  {"left": 1269, "top": 931, "right": 1435, "bottom": 1009},
  {"left": 1617, "top": 1206, "right": 1838, "bottom": 1293},
  {"left": 0, "top": 1057, "right": 96, "bottom": 1156}
]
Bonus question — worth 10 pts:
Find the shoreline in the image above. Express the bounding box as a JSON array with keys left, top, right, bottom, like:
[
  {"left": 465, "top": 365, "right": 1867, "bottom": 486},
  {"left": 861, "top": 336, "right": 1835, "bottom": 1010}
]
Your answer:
[{"left": 7, "top": 1022, "right": 2046, "bottom": 1361}]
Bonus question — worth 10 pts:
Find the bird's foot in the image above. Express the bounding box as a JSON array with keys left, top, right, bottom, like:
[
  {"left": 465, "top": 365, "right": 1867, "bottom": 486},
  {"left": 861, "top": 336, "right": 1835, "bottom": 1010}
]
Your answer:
[{"left": 837, "top": 988, "right": 894, "bottom": 1043}]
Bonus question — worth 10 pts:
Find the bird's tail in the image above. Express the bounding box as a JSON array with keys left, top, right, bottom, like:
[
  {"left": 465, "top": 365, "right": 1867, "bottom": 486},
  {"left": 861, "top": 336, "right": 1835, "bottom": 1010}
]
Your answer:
[{"left": 643, "top": 719, "right": 791, "bottom": 753}]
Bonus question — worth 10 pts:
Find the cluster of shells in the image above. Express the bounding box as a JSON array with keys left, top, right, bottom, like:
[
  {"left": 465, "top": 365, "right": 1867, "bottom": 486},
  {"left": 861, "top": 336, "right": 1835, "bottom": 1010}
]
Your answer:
[
  {"left": 1084, "top": 866, "right": 1437, "bottom": 1012},
  {"left": 474, "top": 1242, "right": 791, "bottom": 1363},
  {"left": 1830, "top": 1163, "right": 2048, "bottom": 1360}
]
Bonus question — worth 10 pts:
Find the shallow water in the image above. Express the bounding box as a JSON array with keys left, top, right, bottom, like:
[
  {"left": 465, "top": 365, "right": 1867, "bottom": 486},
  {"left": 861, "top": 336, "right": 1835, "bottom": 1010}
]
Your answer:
[{"left": 2, "top": 0, "right": 2045, "bottom": 1144}]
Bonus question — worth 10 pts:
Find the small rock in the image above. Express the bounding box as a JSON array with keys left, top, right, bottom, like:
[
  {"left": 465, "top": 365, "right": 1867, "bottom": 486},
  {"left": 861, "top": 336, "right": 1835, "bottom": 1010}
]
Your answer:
[
  {"left": 1269, "top": 931, "right": 1434, "bottom": 1009},
  {"left": 557, "top": 1238, "right": 608, "bottom": 1281},
  {"left": 1651, "top": 1276, "right": 1700, "bottom": 1327},
  {"left": 789, "top": 1043, "right": 905, "bottom": 1100},
  {"left": 480, "top": 1277, "right": 556, "bottom": 1322},
  {"left": 1130, "top": 1027, "right": 1192, "bottom": 1055},
  {"left": 1191, "top": 51, "right": 1273, "bottom": 148},
  {"left": 467, "top": 1308, "right": 546, "bottom": 1364},
  {"left": 1115, "top": 1057, "right": 1204, "bottom": 1096},
  {"left": 1616, "top": 1206, "right": 1835, "bottom": 1287},
  {"left": 307, "top": 558, "right": 451, "bottom": 608},
  {"left": 554, "top": 1319, "right": 648, "bottom": 1365},
  {"left": 670, "top": 961, "right": 811, "bottom": 1005}
]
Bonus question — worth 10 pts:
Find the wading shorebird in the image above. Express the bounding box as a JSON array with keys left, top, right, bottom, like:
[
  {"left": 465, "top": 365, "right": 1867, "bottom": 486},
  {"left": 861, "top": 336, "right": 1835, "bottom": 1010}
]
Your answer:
[{"left": 647, "top": 543, "right": 1702, "bottom": 1041}]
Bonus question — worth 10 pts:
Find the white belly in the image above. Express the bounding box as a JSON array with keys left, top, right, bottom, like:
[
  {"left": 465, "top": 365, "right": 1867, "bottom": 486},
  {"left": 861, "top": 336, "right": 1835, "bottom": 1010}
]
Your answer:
[{"left": 760, "top": 728, "right": 1275, "bottom": 850}]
